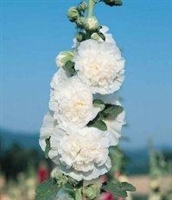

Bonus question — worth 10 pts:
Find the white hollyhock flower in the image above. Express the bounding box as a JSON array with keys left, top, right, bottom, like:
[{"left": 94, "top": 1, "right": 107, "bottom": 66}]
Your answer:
[
  {"left": 49, "top": 127, "right": 117, "bottom": 181},
  {"left": 49, "top": 74, "right": 100, "bottom": 129},
  {"left": 39, "top": 111, "right": 57, "bottom": 151},
  {"left": 74, "top": 39, "right": 125, "bottom": 94}
]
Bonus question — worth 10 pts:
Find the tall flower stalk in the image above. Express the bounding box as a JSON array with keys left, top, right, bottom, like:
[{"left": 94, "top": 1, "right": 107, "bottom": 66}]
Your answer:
[
  {"left": 35, "top": 0, "right": 136, "bottom": 199},
  {"left": 88, "top": 0, "right": 95, "bottom": 17}
]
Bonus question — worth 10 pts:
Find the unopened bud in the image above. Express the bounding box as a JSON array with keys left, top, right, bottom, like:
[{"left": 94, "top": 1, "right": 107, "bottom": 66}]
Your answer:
[
  {"left": 91, "top": 32, "right": 106, "bottom": 41},
  {"left": 67, "top": 7, "right": 79, "bottom": 22},
  {"left": 91, "top": 33, "right": 101, "bottom": 41},
  {"left": 77, "top": 2, "right": 88, "bottom": 11},
  {"left": 55, "top": 51, "right": 74, "bottom": 68},
  {"left": 83, "top": 184, "right": 100, "bottom": 200},
  {"left": 103, "top": 0, "right": 123, "bottom": 6},
  {"left": 84, "top": 17, "right": 99, "bottom": 32},
  {"left": 76, "top": 32, "right": 85, "bottom": 42},
  {"left": 75, "top": 17, "right": 85, "bottom": 28}
]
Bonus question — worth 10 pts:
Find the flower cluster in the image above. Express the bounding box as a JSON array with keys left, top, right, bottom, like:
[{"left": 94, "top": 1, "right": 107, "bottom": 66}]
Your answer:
[{"left": 39, "top": 24, "right": 125, "bottom": 182}]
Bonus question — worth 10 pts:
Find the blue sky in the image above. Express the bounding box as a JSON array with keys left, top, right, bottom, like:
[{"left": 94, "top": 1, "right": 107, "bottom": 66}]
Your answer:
[{"left": 1, "top": 0, "right": 172, "bottom": 149}]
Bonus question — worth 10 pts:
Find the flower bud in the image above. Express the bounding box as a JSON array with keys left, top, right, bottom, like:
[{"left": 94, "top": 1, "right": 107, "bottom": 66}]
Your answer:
[
  {"left": 56, "top": 51, "right": 74, "bottom": 68},
  {"left": 75, "top": 17, "right": 86, "bottom": 28},
  {"left": 67, "top": 7, "right": 79, "bottom": 22},
  {"left": 77, "top": 2, "right": 88, "bottom": 11},
  {"left": 91, "top": 32, "right": 106, "bottom": 41},
  {"left": 103, "top": 0, "right": 123, "bottom": 6},
  {"left": 83, "top": 184, "right": 100, "bottom": 200},
  {"left": 50, "top": 168, "right": 68, "bottom": 186},
  {"left": 84, "top": 17, "right": 99, "bottom": 32},
  {"left": 91, "top": 33, "right": 101, "bottom": 41},
  {"left": 76, "top": 32, "right": 85, "bottom": 42}
]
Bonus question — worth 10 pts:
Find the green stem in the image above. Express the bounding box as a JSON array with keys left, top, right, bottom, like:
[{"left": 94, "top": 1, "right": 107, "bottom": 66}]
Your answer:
[{"left": 88, "top": 0, "right": 96, "bottom": 17}]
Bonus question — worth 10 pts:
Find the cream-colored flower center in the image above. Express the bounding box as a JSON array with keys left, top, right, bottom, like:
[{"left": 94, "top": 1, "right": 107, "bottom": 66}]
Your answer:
[
  {"left": 91, "top": 62, "right": 99, "bottom": 70},
  {"left": 87, "top": 62, "right": 115, "bottom": 86},
  {"left": 66, "top": 139, "right": 99, "bottom": 170},
  {"left": 62, "top": 99, "right": 90, "bottom": 122}
]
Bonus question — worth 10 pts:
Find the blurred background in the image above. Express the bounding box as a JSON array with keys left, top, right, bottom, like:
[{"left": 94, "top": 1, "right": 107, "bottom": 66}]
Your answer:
[{"left": 0, "top": 0, "right": 172, "bottom": 199}]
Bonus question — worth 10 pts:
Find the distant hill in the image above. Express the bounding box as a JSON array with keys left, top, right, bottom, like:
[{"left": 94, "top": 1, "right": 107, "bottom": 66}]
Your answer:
[{"left": 0, "top": 128, "right": 39, "bottom": 150}]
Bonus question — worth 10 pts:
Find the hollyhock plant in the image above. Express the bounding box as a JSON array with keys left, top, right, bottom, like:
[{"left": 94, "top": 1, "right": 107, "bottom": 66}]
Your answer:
[{"left": 36, "top": 0, "right": 136, "bottom": 200}]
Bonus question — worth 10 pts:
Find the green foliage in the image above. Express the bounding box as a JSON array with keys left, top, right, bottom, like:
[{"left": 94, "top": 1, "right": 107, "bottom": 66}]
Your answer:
[
  {"left": 93, "top": 99, "right": 105, "bottom": 111},
  {"left": 88, "top": 101, "right": 123, "bottom": 131},
  {"left": 102, "top": 180, "right": 136, "bottom": 198},
  {"left": 100, "top": 104, "right": 124, "bottom": 120},
  {"left": 87, "top": 115, "right": 107, "bottom": 131},
  {"left": 35, "top": 178, "right": 60, "bottom": 200},
  {"left": 107, "top": 146, "right": 128, "bottom": 177},
  {"left": 63, "top": 61, "right": 75, "bottom": 76},
  {"left": 0, "top": 143, "right": 41, "bottom": 181},
  {"left": 149, "top": 141, "right": 172, "bottom": 178}
]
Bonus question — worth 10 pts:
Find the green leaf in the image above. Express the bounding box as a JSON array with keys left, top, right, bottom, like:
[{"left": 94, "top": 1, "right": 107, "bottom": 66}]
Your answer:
[
  {"left": 87, "top": 117, "right": 107, "bottom": 131},
  {"left": 102, "top": 180, "right": 136, "bottom": 198},
  {"left": 45, "top": 138, "right": 50, "bottom": 159},
  {"left": 108, "top": 146, "right": 116, "bottom": 164},
  {"left": 63, "top": 61, "right": 75, "bottom": 76},
  {"left": 102, "top": 181, "right": 127, "bottom": 197},
  {"left": 107, "top": 146, "right": 116, "bottom": 179},
  {"left": 93, "top": 99, "right": 105, "bottom": 111},
  {"left": 35, "top": 178, "right": 60, "bottom": 200},
  {"left": 120, "top": 182, "right": 136, "bottom": 192},
  {"left": 100, "top": 104, "right": 123, "bottom": 120}
]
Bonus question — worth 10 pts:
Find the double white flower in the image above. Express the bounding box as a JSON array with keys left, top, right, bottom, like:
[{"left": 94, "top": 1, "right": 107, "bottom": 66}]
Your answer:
[
  {"left": 74, "top": 39, "right": 125, "bottom": 94},
  {"left": 49, "top": 70, "right": 99, "bottom": 129},
  {"left": 49, "top": 126, "right": 115, "bottom": 181}
]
